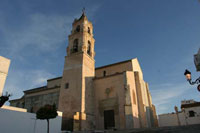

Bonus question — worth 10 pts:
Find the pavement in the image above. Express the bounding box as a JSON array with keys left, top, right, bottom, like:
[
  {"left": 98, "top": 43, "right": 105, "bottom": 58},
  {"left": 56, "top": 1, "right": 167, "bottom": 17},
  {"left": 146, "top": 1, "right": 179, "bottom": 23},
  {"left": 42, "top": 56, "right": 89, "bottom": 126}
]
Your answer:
[{"left": 72, "top": 124, "right": 200, "bottom": 133}]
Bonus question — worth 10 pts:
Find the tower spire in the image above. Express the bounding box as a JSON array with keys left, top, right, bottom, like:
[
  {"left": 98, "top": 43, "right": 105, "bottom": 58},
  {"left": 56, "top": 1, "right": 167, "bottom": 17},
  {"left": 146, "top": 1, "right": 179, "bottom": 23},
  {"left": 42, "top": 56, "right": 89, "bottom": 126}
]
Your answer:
[{"left": 76, "top": 7, "right": 87, "bottom": 21}]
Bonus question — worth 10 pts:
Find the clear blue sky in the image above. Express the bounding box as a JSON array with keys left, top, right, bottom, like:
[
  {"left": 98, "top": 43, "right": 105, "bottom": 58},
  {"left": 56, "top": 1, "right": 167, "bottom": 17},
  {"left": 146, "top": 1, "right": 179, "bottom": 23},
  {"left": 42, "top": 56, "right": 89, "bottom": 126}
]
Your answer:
[{"left": 1, "top": 0, "right": 200, "bottom": 114}]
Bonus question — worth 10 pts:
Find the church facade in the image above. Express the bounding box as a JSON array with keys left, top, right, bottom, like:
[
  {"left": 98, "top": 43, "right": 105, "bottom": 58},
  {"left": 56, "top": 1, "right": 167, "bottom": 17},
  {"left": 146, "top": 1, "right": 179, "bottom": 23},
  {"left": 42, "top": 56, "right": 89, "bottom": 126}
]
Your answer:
[{"left": 10, "top": 13, "right": 158, "bottom": 131}]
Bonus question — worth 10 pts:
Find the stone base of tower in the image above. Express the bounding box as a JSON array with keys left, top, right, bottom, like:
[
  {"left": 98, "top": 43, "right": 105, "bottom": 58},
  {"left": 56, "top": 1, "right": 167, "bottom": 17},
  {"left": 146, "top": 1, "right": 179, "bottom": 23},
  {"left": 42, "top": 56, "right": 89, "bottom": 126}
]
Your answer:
[{"left": 73, "top": 112, "right": 95, "bottom": 131}]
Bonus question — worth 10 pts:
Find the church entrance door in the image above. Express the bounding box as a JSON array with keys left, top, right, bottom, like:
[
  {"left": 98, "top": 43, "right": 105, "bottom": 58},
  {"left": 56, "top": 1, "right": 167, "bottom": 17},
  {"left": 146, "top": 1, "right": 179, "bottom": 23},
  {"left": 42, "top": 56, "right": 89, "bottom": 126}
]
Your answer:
[
  {"left": 61, "top": 117, "right": 73, "bottom": 131},
  {"left": 104, "top": 110, "right": 115, "bottom": 129}
]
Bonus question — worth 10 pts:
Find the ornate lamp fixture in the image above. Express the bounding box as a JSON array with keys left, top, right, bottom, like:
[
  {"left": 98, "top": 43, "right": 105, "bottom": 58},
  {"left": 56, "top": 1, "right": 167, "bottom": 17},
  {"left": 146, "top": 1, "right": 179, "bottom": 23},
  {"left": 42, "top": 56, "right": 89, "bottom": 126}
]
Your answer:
[{"left": 184, "top": 69, "right": 200, "bottom": 92}]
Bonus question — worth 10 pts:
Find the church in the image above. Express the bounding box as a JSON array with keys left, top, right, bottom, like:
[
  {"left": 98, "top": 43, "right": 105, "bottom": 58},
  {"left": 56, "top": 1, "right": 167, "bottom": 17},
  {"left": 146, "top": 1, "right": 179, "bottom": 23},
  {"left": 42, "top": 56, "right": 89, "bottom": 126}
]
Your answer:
[{"left": 10, "top": 12, "right": 158, "bottom": 131}]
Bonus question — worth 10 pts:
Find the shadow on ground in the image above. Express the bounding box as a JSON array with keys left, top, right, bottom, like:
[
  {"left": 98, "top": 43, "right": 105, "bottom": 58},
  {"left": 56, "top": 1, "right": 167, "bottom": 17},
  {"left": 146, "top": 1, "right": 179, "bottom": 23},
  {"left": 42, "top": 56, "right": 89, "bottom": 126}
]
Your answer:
[{"left": 73, "top": 124, "right": 200, "bottom": 133}]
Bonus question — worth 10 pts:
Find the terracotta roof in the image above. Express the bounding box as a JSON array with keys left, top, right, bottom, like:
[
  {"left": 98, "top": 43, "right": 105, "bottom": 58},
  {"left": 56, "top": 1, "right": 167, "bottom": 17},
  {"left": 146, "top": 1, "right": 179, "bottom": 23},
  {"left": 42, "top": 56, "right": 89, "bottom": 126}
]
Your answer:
[
  {"left": 23, "top": 85, "right": 60, "bottom": 94},
  {"left": 94, "top": 72, "right": 124, "bottom": 80},
  {"left": 95, "top": 59, "right": 132, "bottom": 70},
  {"left": 23, "top": 86, "right": 47, "bottom": 94},
  {"left": 47, "top": 76, "right": 62, "bottom": 81}
]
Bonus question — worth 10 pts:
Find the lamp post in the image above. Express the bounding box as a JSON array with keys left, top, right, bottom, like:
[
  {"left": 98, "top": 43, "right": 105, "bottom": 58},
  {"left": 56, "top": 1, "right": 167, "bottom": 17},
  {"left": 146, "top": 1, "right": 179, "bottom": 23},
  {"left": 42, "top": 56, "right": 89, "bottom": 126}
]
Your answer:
[
  {"left": 184, "top": 69, "right": 200, "bottom": 92},
  {"left": 174, "top": 106, "right": 181, "bottom": 126}
]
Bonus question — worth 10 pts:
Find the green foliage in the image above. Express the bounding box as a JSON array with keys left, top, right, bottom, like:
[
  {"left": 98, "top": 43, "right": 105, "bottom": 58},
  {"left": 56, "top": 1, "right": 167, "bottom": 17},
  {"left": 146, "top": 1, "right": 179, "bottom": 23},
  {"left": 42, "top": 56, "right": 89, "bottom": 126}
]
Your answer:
[{"left": 36, "top": 104, "right": 58, "bottom": 120}]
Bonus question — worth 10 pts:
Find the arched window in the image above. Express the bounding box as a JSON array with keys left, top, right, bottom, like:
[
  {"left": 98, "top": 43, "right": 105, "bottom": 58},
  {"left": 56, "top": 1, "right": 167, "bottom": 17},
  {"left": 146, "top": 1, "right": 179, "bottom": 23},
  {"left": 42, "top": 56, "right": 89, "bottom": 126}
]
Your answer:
[
  {"left": 88, "top": 27, "right": 91, "bottom": 34},
  {"left": 76, "top": 25, "right": 80, "bottom": 32},
  {"left": 73, "top": 39, "right": 78, "bottom": 53},
  {"left": 87, "top": 41, "right": 91, "bottom": 55}
]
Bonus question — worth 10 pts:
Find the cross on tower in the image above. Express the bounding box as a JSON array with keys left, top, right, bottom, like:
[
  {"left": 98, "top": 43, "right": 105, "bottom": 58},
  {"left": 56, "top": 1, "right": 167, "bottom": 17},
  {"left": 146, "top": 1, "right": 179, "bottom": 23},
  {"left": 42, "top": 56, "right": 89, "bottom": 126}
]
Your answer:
[{"left": 82, "top": 7, "right": 85, "bottom": 14}]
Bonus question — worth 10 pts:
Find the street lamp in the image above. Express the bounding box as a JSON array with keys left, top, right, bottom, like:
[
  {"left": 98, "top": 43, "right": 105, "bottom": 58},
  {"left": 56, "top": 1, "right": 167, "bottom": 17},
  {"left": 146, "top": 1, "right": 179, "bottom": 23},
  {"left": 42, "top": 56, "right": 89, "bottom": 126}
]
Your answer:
[
  {"left": 184, "top": 69, "right": 191, "bottom": 81},
  {"left": 184, "top": 69, "right": 200, "bottom": 91}
]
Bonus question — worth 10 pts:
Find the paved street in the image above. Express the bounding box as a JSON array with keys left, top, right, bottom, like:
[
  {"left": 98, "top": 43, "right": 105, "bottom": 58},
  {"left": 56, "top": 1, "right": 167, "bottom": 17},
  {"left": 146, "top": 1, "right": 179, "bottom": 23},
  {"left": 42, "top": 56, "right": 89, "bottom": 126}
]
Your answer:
[{"left": 73, "top": 124, "right": 200, "bottom": 133}]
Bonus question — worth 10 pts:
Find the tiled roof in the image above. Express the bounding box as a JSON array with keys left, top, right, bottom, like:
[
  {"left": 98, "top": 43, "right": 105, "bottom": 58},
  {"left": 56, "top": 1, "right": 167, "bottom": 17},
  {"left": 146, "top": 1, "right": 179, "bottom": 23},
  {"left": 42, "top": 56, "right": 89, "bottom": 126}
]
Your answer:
[{"left": 95, "top": 59, "right": 133, "bottom": 70}]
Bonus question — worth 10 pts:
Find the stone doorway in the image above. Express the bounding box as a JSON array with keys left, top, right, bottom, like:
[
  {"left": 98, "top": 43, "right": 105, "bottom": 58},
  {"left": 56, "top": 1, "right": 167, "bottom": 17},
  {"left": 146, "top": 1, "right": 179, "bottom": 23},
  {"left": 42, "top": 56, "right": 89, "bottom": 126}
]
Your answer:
[
  {"left": 104, "top": 110, "right": 115, "bottom": 129},
  {"left": 61, "top": 117, "right": 74, "bottom": 131}
]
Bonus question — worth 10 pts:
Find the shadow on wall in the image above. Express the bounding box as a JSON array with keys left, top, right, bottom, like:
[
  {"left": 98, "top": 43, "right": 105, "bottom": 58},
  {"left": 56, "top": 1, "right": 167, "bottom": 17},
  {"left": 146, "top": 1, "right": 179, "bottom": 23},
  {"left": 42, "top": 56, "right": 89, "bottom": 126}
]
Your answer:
[
  {"left": 61, "top": 76, "right": 95, "bottom": 132},
  {"left": 145, "top": 106, "right": 158, "bottom": 128},
  {"left": 84, "top": 76, "right": 95, "bottom": 130}
]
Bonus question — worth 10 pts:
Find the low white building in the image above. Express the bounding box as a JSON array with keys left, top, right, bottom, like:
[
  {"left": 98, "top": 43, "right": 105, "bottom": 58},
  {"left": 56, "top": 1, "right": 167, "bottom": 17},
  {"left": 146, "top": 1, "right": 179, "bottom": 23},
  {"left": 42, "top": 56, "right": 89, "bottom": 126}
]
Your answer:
[
  {"left": 158, "top": 100, "right": 200, "bottom": 127},
  {"left": 0, "top": 105, "right": 62, "bottom": 133}
]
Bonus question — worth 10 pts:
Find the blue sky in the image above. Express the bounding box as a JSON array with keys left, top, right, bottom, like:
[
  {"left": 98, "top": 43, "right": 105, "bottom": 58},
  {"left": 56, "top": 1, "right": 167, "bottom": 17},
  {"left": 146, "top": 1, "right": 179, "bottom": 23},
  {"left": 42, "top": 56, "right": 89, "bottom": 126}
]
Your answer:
[{"left": 1, "top": 0, "right": 200, "bottom": 115}]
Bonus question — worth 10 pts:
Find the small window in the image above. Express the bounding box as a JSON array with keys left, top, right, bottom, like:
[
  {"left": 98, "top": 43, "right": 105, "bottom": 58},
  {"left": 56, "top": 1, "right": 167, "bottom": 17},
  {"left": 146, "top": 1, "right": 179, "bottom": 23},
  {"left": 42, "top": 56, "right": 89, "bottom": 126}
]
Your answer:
[
  {"left": 189, "top": 110, "right": 195, "bottom": 117},
  {"left": 88, "top": 27, "right": 91, "bottom": 34},
  {"left": 103, "top": 71, "right": 106, "bottom": 77},
  {"left": 73, "top": 39, "right": 78, "bottom": 53},
  {"left": 76, "top": 25, "right": 80, "bottom": 32},
  {"left": 87, "top": 41, "right": 91, "bottom": 55},
  {"left": 65, "top": 83, "right": 69, "bottom": 89}
]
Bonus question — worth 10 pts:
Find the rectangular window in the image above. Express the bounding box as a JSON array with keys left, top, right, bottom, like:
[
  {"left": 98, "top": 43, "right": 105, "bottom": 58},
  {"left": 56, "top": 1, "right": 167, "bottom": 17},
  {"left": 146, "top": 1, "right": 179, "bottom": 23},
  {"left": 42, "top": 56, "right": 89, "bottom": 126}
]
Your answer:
[
  {"left": 189, "top": 110, "right": 195, "bottom": 117},
  {"left": 65, "top": 83, "right": 69, "bottom": 89},
  {"left": 103, "top": 71, "right": 106, "bottom": 77}
]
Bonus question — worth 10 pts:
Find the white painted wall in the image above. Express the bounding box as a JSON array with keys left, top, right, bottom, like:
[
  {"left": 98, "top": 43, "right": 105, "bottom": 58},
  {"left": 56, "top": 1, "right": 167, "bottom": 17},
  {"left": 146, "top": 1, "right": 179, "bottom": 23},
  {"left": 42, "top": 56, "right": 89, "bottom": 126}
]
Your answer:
[
  {"left": 158, "top": 113, "right": 179, "bottom": 127},
  {"left": 0, "top": 106, "right": 62, "bottom": 133},
  {"left": 184, "top": 106, "right": 200, "bottom": 125},
  {"left": 158, "top": 106, "right": 200, "bottom": 127}
]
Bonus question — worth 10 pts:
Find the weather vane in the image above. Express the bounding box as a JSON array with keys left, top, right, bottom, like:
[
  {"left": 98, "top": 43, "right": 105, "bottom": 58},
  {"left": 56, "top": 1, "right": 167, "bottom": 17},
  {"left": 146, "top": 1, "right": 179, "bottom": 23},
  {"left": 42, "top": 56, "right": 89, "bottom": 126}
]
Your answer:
[{"left": 82, "top": 7, "right": 85, "bottom": 14}]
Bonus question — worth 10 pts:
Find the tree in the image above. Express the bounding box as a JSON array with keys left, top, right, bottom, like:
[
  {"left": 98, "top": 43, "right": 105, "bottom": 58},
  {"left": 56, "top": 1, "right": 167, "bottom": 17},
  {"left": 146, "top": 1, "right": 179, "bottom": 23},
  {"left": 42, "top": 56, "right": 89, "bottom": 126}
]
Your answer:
[
  {"left": 0, "top": 92, "right": 11, "bottom": 108},
  {"left": 36, "top": 104, "right": 58, "bottom": 133}
]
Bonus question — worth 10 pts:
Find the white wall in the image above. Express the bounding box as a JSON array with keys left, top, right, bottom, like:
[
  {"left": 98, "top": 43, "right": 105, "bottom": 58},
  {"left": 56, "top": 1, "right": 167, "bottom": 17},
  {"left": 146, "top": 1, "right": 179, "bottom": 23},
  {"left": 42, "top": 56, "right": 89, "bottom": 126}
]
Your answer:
[
  {"left": 158, "top": 106, "right": 200, "bottom": 127},
  {"left": 158, "top": 113, "right": 179, "bottom": 127},
  {"left": 184, "top": 107, "right": 200, "bottom": 125},
  {"left": 0, "top": 106, "right": 62, "bottom": 133}
]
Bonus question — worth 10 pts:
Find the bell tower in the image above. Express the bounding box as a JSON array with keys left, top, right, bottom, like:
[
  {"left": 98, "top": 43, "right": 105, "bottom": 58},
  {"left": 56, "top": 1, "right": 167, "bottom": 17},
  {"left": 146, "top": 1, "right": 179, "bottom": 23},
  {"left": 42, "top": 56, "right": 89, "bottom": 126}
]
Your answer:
[
  {"left": 58, "top": 11, "right": 95, "bottom": 131},
  {"left": 66, "top": 12, "right": 95, "bottom": 58}
]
